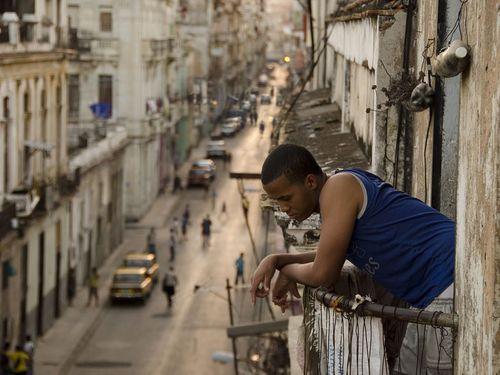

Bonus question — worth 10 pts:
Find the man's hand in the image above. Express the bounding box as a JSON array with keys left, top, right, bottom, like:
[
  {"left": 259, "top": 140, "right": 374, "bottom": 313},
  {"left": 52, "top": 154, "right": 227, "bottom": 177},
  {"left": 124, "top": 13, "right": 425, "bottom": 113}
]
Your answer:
[
  {"left": 271, "top": 272, "right": 301, "bottom": 313},
  {"left": 250, "top": 255, "right": 278, "bottom": 304}
]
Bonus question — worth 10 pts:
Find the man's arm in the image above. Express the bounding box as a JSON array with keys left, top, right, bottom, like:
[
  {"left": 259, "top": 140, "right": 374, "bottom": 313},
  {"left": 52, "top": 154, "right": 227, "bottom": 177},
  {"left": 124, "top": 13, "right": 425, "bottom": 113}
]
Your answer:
[
  {"left": 274, "top": 251, "right": 316, "bottom": 269},
  {"left": 280, "top": 173, "right": 361, "bottom": 287}
]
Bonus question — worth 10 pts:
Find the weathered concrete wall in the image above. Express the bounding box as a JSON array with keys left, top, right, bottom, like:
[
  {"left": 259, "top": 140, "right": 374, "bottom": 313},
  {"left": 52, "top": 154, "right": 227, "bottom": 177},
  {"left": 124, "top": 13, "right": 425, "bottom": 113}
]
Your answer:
[
  {"left": 410, "top": 1, "right": 439, "bottom": 202},
  {"left": 454, "top": 1, "right": 499, "bottom": 372},
  {"left": 372, "top": 12, "right": 406, "bottom": 181},
  {"left": 412, "top": 0, "right": 499, "bottom": 372}
]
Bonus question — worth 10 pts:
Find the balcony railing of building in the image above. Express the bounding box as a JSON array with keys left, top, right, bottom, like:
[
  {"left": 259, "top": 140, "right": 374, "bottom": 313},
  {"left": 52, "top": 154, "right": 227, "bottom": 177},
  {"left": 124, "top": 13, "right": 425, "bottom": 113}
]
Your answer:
[
  {"left": 302, "top": 286, "right": 457, "bottom": 374},
  {"left": 69, "top": 30, "right": 120, "bottom": 61},
  {"left": 142, "top": 38, "right": 169, "bottom": 62},
  {"left": 0, "top": 12, "right": 58, "bottom": 54}
]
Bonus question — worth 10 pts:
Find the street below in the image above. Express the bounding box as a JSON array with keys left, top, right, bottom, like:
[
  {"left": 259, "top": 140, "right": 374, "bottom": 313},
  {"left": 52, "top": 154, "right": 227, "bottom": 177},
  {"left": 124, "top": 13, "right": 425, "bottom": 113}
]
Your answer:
[{"left": 66, "top": 69, "right": 287, "bottom": 375}]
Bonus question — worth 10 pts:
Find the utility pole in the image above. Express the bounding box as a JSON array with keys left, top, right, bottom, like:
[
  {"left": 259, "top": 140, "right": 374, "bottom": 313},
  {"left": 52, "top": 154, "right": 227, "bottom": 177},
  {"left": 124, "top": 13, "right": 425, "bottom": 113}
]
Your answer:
[
  {"left": 233, "top": 176, "right": 275, "bottom": 321},
  {"left": 226, "top": 278, "right": 239, "bottom": 375}
]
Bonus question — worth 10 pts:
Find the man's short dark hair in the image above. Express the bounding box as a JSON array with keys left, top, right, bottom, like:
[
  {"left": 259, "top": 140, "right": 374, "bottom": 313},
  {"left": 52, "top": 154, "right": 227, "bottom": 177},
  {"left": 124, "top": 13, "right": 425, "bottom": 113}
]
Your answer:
[{"left": 261, "top": 144, "right": 323, "bottom": 185}]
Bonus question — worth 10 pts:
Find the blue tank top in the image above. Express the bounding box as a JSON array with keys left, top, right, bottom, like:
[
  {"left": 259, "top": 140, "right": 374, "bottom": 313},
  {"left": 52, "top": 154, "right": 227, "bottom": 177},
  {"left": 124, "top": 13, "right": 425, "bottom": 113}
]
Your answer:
[{"left": 338, "top": 168, "right": 455, "bottom": 308}]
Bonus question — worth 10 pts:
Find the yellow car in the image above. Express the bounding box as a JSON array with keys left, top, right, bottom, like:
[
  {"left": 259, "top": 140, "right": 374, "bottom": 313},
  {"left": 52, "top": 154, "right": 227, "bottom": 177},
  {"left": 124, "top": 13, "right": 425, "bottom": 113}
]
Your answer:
[
  {"left": 110, "top": 267, "right": 153, "bottom": 303},
  {"left": 123, "top": 253, "right": 159, "bottom": 283}
]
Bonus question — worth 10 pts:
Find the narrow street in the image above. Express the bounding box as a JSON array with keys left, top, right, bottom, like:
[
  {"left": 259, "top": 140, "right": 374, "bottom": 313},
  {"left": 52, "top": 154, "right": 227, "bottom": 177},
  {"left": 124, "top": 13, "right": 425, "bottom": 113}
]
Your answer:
[{"left": 65, "top": 70, "right": 287, "bottom": 375}]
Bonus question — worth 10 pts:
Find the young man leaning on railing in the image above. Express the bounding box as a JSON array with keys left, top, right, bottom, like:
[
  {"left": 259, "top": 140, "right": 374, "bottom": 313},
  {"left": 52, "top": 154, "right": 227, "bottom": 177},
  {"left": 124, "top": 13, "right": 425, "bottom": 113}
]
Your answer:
[{"left": 250, "top": 144, "right": 455, "bottom": 374}]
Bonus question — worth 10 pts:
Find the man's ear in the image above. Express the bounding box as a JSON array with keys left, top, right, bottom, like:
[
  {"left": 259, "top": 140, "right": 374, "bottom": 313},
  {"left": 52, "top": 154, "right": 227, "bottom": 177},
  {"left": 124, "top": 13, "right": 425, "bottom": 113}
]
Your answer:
[{"left": 305, "top": 174, "right": 318, "bottom": 190}]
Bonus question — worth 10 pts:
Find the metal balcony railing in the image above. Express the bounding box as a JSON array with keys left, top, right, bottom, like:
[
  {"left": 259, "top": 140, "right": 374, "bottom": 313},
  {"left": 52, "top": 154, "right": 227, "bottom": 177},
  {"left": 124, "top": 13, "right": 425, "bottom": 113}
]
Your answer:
[{"left": 303, "top": 287, "right": 456, "bottom": 374}]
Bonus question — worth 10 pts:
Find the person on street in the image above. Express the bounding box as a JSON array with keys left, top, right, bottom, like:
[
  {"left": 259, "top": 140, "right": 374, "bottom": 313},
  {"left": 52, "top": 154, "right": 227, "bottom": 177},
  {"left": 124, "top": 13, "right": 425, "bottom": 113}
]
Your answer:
[
  {"left": 169, "top": 229, "right": 176, "bottom": 262},
  {"left": 250, "top": 144, "right": 455, "bottom": 374},
  {"left": 181, "top": 216, "right": 188, "bottom": 242},
  {"left": 162, "top": 267, "right": 178, "bottom": 309},
  {"left": 235, "top": 253, "right": 245, "bottom": 285},
  {"left": 182, "top": 205, "right": 190, "bottom": 226},
  {"left": 259, "top": 121, "right": 265, "bottom": 136},
  {"left": 171, "top": 217, "right": 180, "bottom": 239},
  {"left": 9, "top": 346, "right": 29, "bottom": 375},
  {"left": 1, "top": 342, "right": 11, "bottom": 375},
  {"left": 87, "top": 267, "right": 99, "bottom": 307},
  {"left": 146, "top": 228, "right": 157, "bottom": 254},
  {"left": 211, "top": 189, "right": 217, "bottom": 210},
  {"left": 201, "top": 215, "right": 212, "bottom": 249},
  {"left": 22, "top": 337, "right": 33, "bottom": 375}
]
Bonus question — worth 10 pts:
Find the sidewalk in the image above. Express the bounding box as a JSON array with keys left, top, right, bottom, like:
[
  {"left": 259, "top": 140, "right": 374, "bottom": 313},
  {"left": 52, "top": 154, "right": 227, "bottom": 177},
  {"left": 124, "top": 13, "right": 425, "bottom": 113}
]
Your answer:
[{"left": 34, "top": 140, "right": 210, "bottom": 375}]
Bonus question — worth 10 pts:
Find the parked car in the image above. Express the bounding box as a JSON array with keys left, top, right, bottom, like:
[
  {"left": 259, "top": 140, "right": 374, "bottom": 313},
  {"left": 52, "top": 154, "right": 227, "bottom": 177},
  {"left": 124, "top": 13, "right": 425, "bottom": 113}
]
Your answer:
[
  {"left": 187, "top": 159, "right": 216, "bottom": 187},
  {"left": 258, "top": 74, "right": 268, "bottom": 87},
  {"left": 221, "top": 122, "right": 238, "bottom": 137},
  {"left": 206, "top": 140, "right": 231, "bottom": 160},
  {"left": 276, "top": 94, "right": 284, "bottom": 106},
  {"left": 224, "top": 116, "right": 243, "bottom": 130},
  {"left": 192, "top": 159, "right": 216, "bottom": 178},
  {"left": 241, "top": 100, "right": 251, "bottom": 111},
  {"left": 110, "top": 267, "right": 153, "bottom": 303},
  {"left": 123, "top": 253, "right": 159, "bottom": 283},
  {"left": 260, "top": 94, "right": 272, "bottom": 105}
]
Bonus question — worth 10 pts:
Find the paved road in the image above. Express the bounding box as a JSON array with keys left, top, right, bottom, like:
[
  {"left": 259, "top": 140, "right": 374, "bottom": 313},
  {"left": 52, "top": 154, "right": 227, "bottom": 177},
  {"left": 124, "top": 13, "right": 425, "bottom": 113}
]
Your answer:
[{"left": 68, "top": 68, "right": 287, "bottom": 375}]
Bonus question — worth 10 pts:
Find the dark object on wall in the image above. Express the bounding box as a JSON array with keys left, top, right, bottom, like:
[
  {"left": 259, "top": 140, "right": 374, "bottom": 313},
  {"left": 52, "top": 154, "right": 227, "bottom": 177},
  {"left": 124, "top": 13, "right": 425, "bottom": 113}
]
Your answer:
[
  {"left": 408, "top": 82, "right": 435, "bottom": 112},
  {"left": 432, "top": 40, "right": 471, "bottom": 78}
]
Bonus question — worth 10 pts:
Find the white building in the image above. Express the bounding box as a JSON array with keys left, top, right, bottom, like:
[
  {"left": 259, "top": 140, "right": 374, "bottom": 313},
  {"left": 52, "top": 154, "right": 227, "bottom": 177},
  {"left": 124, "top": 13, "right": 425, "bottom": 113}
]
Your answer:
[
  {"left": 0, "top": 0, "right": 128, "bottom": 346},
  {"left": 0, "top": 0, "right": 72, "bottom": 343},
  {"left": 66, "top": 0, "right": 175, "bottom": 221}
]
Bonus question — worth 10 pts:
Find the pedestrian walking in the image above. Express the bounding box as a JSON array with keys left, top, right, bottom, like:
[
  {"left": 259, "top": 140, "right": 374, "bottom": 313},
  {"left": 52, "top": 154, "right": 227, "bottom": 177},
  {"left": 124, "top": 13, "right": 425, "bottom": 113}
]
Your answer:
[
  {"left": 1, "top": 342, "right": 11, "bottom": 375},
  {"left": 201, "top": 215, "right": 212, "bottom": 249},
  {"left": 162, "top": 267, "right": 178, "bottom": 309},
  {"left": 87, "top": 267, "right": 99, "bottom": 307},
  {"left": 182, "top": 205, "right": 190, "bottom": 226},
  {"left": 235, "top": 253, "right": 245, "bottom": 285},
  {"left": 259, "top": 121, "right": 265, "bottom": 136},
  {"left": 146, "top": 228, "right": 157, "bottom": 254},
  {"left": 169, "top": 229, "right": 176, "bottom": 262},
  {"left": 181, "top": 216, "right": 188, "bottom": 242},
  {"left": 221, "top": 201, "right": 227, "bottom": 216},
  {"left": 211, "top": 189, "right": 217, "bottom": 210},
  {"left": 171, "top": 217, "right": 180, "bottom": 239},
  {"left": 9, "top": 346, "right": 29, "bottom": 375},
  {"left": 22, "top": 336, "right": 33, "bottom": 375}
]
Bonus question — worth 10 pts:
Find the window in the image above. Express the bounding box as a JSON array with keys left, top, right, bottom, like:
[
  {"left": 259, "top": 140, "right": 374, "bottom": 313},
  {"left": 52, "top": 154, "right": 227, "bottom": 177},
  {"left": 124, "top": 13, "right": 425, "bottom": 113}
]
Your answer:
[
  {"left": 100, "top": 11, "right": 112, "bottom": 32},
  {"left": 67, "top": 74, "right": 80, "bottom": 121},
  {"left": 98, "top": 75, "right": 113, "bottom": 117}
]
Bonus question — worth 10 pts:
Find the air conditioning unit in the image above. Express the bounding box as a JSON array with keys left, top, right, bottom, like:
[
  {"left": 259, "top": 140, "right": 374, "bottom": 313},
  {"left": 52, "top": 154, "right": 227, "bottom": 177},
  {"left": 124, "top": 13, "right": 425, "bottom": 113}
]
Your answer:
[{"left": 4, "top": 189, "right": 40, "bottom": 218}]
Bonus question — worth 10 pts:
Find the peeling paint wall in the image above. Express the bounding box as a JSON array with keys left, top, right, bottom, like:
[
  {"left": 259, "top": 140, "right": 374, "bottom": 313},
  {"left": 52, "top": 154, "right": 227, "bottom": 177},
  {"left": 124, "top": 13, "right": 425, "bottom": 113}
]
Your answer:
[
  {"left": 326, "top": 18, "right": 379, "bottom": 159},
  {"left": 411, "top": 0, "right": 499, "bottom": 373}
]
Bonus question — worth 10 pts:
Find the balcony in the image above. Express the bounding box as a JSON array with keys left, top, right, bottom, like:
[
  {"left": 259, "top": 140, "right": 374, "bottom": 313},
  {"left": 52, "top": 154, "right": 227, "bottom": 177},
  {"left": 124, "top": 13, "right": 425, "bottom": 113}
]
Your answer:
[
  {"left": 0, "top": 13, "right": 55, "bottom": 55},
  {"left": 299, "top": 283, "right": 457, "bottom": 374},
  {"left": 142, "top": 39, "right": 168, "bottom": 62},
  {"left": 70, "top": 31, "right": 120, "bottom": 62}
]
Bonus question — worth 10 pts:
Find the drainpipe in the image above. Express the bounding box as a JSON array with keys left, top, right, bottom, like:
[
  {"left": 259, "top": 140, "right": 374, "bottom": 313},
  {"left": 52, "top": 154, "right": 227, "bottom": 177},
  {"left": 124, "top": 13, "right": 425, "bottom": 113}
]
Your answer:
[{"left": 394, "top": 0, "right": 415, "bottom": 192}]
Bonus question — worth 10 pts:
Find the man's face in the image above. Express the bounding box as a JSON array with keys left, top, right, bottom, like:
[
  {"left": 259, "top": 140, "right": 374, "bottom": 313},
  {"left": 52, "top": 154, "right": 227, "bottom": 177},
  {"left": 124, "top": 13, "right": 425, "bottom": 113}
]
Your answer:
[{"left": 263, "top": 174, "right": 318, "bottom": 221}]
